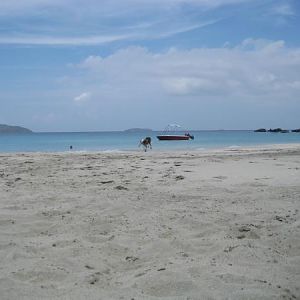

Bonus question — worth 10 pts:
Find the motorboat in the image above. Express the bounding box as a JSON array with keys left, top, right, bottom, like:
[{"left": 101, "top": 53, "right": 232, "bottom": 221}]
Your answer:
[{"left": 156, "top": 124, "right": 194, "bottom": 141}]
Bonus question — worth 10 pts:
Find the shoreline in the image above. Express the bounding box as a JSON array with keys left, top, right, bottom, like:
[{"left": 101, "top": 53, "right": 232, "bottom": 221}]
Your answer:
[{"left": 1, "top": 142, "right": 300, "bottom": 156}]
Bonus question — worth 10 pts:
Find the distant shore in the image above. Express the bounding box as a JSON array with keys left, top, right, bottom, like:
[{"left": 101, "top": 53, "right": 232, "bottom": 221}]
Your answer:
[{"left": 1, "top": 142, "right": 300, "bottom": 155}]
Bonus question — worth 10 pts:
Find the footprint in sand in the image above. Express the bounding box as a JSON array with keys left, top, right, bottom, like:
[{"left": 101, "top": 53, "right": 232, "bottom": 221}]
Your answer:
[
  {"left": 87, "top": 273, "right": 100, "bottom": 285},
  {"left": 216, "top": 273, "right": 253, "bottom": 284},
  {"left": 235, "top": 225, "right": 260, "bottom": 239},
  {"left": 254, "top": 177, "right": 271, "bottom": 180},
  {"left": 13, "top": 269, "right": 67, "bottom": 283},
  {"left": 114, "top": 185, "right": 128, "bottom": 190},
  {"left": 142, "top": 279, "right": 197, "bottom": 297},
  {"left": 213, "top": 176, "right": 227, "bottom": 180},
  {"left": 86, "top": 269, "right": 111, "bottom": 285},
  {"left": 100, "top": 180, "right": 114, "bottom": 184},
  {"left": 125, "top": 256, "right": 139, "bottom": 262}
]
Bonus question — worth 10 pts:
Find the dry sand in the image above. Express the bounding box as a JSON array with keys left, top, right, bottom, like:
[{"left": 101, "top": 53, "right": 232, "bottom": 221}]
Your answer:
[{"left": 0, "top": 145, "right": 300, "bottom": 299}]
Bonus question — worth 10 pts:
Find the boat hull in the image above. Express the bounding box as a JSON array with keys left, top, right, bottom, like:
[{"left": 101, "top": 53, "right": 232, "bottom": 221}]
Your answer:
[{"left": 157, "top": 135, "right": 190, "bottom": 141}]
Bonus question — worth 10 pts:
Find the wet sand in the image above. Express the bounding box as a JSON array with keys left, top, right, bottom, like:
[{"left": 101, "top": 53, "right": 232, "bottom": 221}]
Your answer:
[{"left": 0, "top": 145, "right": 300, "bottom": 299}]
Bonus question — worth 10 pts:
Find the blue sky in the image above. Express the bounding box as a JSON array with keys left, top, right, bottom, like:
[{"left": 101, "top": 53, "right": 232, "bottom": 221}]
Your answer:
[{"left": 0, "top": 0, "right": 299, "bottom": 131}]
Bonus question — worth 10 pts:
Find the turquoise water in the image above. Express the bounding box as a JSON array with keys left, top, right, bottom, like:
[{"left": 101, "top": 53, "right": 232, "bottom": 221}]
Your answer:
[{"left": 0, "top": 131, "right": 300, "bottom": 152}]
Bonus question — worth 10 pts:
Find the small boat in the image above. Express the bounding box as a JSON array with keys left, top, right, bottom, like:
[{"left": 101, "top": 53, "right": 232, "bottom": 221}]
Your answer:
[
  {"left": 157, "top": 134, "right": 194, "bottom": 140},
  {"left": 157, "top": 124, "right": 194, "bottom": 141}
]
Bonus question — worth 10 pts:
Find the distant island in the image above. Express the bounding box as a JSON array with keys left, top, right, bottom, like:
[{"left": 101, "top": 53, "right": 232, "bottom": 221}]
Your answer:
[
  {"left": 0, "top": 124, "right": 33, "bottom": 134},
  {"left": 124, "top": 128, "right": 153, "bottom": 133}
]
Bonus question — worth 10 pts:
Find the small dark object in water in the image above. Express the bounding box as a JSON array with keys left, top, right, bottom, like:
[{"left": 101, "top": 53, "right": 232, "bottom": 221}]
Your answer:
[
  {"left": 268, "top": 128, "right": 289, "bottom": 133},
  {"left": 254, "top": 128, "right": 266, "bottom": 132},
  {"left": 70, "top": 145, "right": 73, "bottom": 150},
  {"left": 185, "top": 133, "right": 194, "bottom": 139},
  {"left": 268, "top": 128, "right": 282, "bottom": 132}
]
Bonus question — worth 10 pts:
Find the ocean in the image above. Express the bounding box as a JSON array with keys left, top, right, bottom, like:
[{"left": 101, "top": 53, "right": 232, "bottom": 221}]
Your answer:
[{"left": 0, "top": 130, "right": 300, "bottom": 153}]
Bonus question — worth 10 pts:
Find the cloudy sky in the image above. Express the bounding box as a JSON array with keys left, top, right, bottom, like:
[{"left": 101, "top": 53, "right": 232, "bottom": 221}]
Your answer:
[{"left": 0, "top": 0, "right": 299, "bottom": 131}]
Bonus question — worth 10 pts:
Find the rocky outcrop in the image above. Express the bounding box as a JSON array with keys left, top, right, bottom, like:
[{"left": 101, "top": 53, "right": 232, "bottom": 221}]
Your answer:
[
  {"left": 254, "top": 128, "right": 267, "bottom": 132},
  {"left": 268, "top": 128, "right": 289, "bottom": 133},
  {"left": 255, "top": 127, "right": 300, "bottom": 133}
]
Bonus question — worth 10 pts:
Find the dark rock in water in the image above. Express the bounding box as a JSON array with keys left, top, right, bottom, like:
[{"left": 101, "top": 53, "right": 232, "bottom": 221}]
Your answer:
[
  {"left": 0, "top": 124, "right": 32, "bottom": 134},
  {"left": 268, "top": 128, "right": 289, "bottom": 133},
  {"left": 291, "top": 128, "right": 300, "bottom": 133},
  {"left": 268, "top": 128, "right": 282, "bottom": 132},
  {"left": 254, "top": 128, "right": 267, "bottom": 132}
]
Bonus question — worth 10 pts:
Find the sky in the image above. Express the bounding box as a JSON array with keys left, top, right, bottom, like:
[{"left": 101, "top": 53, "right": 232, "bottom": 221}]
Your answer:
[{"left": 0, "top": 0, "right": 300, "bottom": 131}]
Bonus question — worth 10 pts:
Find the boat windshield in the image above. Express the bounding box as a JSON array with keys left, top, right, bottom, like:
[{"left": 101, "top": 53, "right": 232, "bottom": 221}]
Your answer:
[{"left": 163, "top": 124, "right": 182, "bottom": 133}]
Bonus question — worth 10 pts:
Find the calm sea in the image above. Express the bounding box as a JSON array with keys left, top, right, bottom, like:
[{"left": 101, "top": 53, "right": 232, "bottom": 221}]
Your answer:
[{"left": 0, "top": 131, "right": 300, "bottom": 153}]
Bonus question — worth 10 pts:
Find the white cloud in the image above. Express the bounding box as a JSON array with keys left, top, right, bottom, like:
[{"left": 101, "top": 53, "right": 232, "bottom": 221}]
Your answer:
[
  {"left": 163, "top": 77, "right": 217, "bottom": 95},
  {"left": 0, "top": 0, "right": 251, "bottom": 45},
  {"left": 71, "top": 40, "right": 300, "bottom": 102},
  {"left": 74, "top": 92, "right": 91, "bottom": 103},
  {"left": 0, "top": 34, "right": 131, "bottom": 46},
  {"left": 0, "top": 0, "right": 59, "bottom": 14},
  {"left": 267, "top": 3, "right": 295, "bottom": 26},
  {"left": 239, "top": 38, "right": 285, "bottom": 52},
  {"left": 0, "top": 0, "right": 252, "bottom": 14},
  {"left": 79, "top": 56, "right": 103, "bottom": 68},
  {"left": 270, "top": 4, "right": 295, "bottom": 16}
]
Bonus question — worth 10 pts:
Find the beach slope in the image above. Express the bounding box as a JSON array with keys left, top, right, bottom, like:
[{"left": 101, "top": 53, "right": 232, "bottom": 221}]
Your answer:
[{"left": 0, "top": 145, "right": 299, "bottom": 299}]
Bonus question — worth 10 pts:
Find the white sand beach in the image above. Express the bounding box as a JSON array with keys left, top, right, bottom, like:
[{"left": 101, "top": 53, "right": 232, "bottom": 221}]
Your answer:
[{"left": 0, "top": 145, "right": 300, "bottom": 299}]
